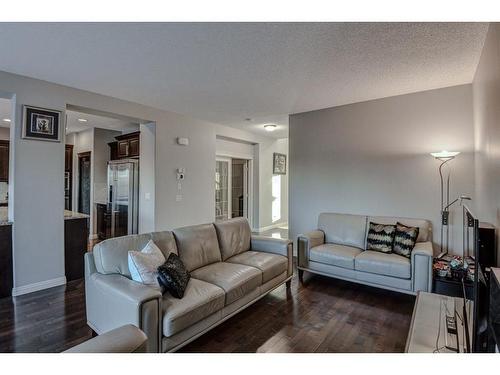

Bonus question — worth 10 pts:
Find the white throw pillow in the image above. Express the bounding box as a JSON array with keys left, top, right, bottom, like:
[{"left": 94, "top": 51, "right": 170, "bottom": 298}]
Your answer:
[{"left": 128, "top": 240, "right": 166, "bottom": 287}]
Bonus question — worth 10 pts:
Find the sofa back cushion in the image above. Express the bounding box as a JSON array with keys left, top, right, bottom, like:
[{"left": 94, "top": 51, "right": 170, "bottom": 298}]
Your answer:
[
  {"left": 367, "top": 216, "right": 431, "bottom": 243},
  {"left": 173, "top": 223, "right": 222, "bottom": 272},
  {"left": 318, "top": 213, "right": 367, "bottom": 250},
  {"left": 93, "top": 231, "right": 178, "bottom": 278},
  {"left": 213, "top": 218, "right": 252, "bottom": 261}
]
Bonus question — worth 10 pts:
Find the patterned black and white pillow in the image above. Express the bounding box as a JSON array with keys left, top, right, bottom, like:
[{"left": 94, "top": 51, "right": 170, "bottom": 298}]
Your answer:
[
  {"left": 157, "top": 253, "right": 190, "bottom": 299},
  {"left": 366, "top": 222, "right": 396, "bottom": 253},
  {"left": 393, "top": 222, "right": 419, "bottom": 258}
]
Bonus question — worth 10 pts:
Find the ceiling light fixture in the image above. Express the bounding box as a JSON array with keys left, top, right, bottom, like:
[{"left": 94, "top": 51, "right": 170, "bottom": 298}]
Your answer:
[
  {"left": 264, "top": 124, "right": 277, "bottom": 132},
  {"left": 430, "top": 150, "right": 460, "bottom": 161},
  {"left": 77, "top": 118, "right": 88, "bottom": 123},
  {"left": 2, "top": 118, "right": 11, "bottom": 123}
]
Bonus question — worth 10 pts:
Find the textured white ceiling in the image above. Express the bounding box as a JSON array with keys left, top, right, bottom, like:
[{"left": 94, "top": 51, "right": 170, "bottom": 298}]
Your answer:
[
  {"left": 0, "top": 23, "right": 489, "bottom": 138},
  {"left": 65, "top": 110, "right": 139, "bottom": 135}
]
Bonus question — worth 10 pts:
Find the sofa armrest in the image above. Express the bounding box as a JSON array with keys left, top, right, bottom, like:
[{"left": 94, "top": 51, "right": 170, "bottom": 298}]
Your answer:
[
  {"left": 251, "top": 235, "right": 293, "bottom": 277},
  {"left": 411, "top": 241, "right": 434, "bottom": 293},
  {"left": 85, "top": 253, "right": 162, "bottom": 353},
  {"left": 297, "top": 230, "right": 325, "bottom": 268},
  {"left": 64, "top": 324, "right": 148, "bottom": 353}
]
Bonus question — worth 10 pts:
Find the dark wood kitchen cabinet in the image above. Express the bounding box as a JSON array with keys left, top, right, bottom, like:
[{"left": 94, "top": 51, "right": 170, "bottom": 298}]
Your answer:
[
  {"left": 0, "top": 224, "right": 13, "bottom": 298},
  {"left": 0, "top": 140, "right": 9, "bottom": 182},
  {"left": 114, "top": 131, "right": 140, "bottom": 159}
]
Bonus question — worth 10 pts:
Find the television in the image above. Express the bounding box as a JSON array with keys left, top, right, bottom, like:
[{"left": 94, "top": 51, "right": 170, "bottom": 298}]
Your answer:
[{"left": 462, "top": 204, "right": 489, "bottom": 352}]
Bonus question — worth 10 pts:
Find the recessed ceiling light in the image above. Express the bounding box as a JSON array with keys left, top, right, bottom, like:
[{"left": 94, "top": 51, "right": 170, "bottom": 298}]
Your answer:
[
  {"left": 264, "top": 124, "right": 277, "bottom": 132},
  {"left": 77, "top": 118, "right": 88, "bottom": 123},
  {"left": 2, "top": 118, "right": 11, "bottom": 123}
]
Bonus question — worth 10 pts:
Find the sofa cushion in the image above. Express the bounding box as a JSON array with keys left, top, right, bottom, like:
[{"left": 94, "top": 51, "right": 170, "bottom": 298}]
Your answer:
[
  {"left": 226, "top": 250, "right": 287, "bottom": 283},
  {"left": 93, "top": 231, "right": 177, "bottom": 278},
  {"left": 162, "top": 278, "right": 225, "bottom": 337},
  {"left": 355, "top": 250, "right": 411, "bottom": 279},
  {"left": 309, "top": 243, "right": 362, "bottom": 270},
  {"left": 318, "top": 213, "right": 367, "bottom": 249},
  {"left": 128, "top": 240, "right": 166, "bottom": 287},
  {"left": 366, "top": 222, "right": 396, "bottom": 254},
  {"left": 213, "top": 218, "right": 251, "bottom": 261},
  {"left": 173, "top": 224, "right": 222, "bottom": 272},
  {"left": 393, "top": 222, "right": 419, "bottom": 258},
  {"left": 191, "top": 262, "right": 262, "bottom": 305},
  {"left": 157, "top": 253, "right": 191, "bottom": 298},
  {"left": 367, "top": 216, "right": 430, "bottom": 243}
]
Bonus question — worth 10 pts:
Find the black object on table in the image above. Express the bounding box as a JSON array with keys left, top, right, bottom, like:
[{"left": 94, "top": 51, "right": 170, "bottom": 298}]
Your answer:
[{"left": 433, "top": 272, "right": 474, "bottom": 299}]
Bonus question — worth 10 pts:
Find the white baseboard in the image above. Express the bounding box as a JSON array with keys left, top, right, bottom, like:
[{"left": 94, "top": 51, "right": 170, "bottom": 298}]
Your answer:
[
  {"left": 255, "top": 222, "right": 288, "bottom": 233},
  {"left": 12, "top": 276, "right": 67, "bottom": 297}
]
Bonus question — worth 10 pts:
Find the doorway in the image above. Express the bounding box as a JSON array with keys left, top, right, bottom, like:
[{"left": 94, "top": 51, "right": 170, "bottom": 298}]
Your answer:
[
  {"left": 77, "top": 151, "right": 91, "bottom": 215},
  {"left": 215, "top": 157, "right": 251, "bottom": 222}
]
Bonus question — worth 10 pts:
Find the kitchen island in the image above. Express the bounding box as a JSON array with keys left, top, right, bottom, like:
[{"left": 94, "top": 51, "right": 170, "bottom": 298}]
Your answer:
[
  {"left": 64, "top": 210, "right": 90, "bottom": 282},
  {"left": 0, "top": 209, "right": 89, "bottom": 298},
  {"left": 0, "top": 207, "right": 12, "bottom": 298}
]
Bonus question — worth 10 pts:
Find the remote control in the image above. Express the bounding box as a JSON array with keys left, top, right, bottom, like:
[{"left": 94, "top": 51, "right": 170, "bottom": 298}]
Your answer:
[{"left": 446, "top": 315, "right": 457, "bottom": 335}]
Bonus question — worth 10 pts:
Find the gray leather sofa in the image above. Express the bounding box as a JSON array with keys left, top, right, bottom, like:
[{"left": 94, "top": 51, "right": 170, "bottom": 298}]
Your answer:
[
  {"left": 297, "top": 213, "right": 433, "bottom": 295},
  {"left": 85, "top": 218, "right": 292, "bottom": 353},
  {"left": 65, "top": 325, "right": 147, "bottom": 353}
]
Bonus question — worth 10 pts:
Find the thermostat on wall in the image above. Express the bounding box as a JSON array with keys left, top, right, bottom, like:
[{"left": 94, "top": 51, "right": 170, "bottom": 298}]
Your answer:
[{"left": 177, "top": 137, "right": 189, "bottom": 146}]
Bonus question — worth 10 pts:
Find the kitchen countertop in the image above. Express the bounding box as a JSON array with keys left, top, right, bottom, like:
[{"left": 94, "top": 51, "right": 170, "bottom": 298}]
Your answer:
[
  {"left": 0, "top": 207, "right": 12, "bottom": 226},
  {"left": 0, "top": 208, "right": 88, "bottom": 225},
  {"left": 64, "top": 210, "right": 90, "bottom": 220}
]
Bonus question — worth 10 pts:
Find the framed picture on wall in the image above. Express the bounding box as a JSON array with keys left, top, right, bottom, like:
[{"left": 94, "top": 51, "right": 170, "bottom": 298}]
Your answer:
[
  {"left": 273, "top": 152, "right": 287, "bottom": 175},
  {"left": 22, "top": 105, "right": 62, "bottom": 142}
]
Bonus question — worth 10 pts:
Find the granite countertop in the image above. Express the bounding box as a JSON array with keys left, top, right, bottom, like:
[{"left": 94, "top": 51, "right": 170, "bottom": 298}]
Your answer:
[
  {"left": 1, "top": 208, "right": 88, "bottom": 225},
  {"left": 0, "top": 207, "right": 12, "bottom": 226},
  {"left": 64, "top": 210, "right": 90, "bottom": 220}
]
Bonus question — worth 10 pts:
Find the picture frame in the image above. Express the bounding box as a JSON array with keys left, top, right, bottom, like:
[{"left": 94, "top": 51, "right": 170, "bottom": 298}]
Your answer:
[
  {"left": 273, "top": 152, "right": 287, "bottom": 175},
  {"left": 22, "top": 105, "right": 62, "bottom": 142}
]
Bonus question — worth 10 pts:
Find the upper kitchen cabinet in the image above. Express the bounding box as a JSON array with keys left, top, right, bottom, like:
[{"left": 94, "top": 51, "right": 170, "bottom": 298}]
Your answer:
[
  {"left": 0, "top": 140, "right": 9, "bottom": 182},
  {"left": 110, "top": 131, "right": 140, "bottom": 160}
]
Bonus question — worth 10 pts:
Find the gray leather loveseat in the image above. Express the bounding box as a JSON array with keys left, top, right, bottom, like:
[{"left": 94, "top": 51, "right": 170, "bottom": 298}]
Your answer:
[
  {"left": 85, "top": 218, "right": 292, "bottom": 352},
  {"left": 297, "top": 213, "right": 433, "bottom": 295}
]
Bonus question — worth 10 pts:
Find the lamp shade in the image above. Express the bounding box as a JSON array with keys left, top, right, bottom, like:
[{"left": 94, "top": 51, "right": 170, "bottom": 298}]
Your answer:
[{"left": 430, "top": 151, "right": 460, "bottom": 160}]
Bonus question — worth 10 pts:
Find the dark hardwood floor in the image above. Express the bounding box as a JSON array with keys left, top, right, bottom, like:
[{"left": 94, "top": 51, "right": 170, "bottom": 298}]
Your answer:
[{"left": 0, "top": 265, "right": 415, "bottom": 353}]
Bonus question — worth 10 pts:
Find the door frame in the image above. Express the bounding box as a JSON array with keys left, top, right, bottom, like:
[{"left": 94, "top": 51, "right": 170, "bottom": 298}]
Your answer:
[
  {"left": 215, "top": 153, "right": 254, "bottom": 228},
  {"left": 77, "top": 151, "right": 91, "bottom": 214}
]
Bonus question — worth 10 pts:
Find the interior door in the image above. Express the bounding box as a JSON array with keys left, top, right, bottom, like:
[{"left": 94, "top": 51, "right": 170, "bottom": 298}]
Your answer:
[
  {"left": 78, "top": 152, "right": 91, "bottom": 215},
  {"left": 215, "top": 158, "right": 231, "bottom": 221}
]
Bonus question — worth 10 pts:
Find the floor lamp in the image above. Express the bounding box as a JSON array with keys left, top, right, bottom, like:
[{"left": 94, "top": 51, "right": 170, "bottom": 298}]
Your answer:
[{"left": 430, "top": 150, "right": 460, "bottom": 258}]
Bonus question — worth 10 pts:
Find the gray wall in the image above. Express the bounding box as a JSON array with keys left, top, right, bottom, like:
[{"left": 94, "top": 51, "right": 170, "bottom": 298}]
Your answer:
[
  {"left": 139, "top": 122, "right": 156, "bottom": 234},
  {"left": 472, "top": 23, "right": 500, "bottom": 264},
  {"left": 289, "top": 84, "right": 475, "bottom": 255},
  {"left": 0, "top": 69, "right": 281, "bottom": 293}
]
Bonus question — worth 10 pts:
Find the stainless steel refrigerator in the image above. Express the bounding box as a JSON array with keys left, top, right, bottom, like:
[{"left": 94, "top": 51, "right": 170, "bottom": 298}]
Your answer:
[{"left": 107, "top": 159, "right": 139, "bottom": 238}]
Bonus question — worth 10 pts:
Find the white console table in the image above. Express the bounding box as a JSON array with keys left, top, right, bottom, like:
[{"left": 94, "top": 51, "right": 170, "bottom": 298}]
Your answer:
[{"left": 405, "top": 291, "right": 472, "bottom": 353}]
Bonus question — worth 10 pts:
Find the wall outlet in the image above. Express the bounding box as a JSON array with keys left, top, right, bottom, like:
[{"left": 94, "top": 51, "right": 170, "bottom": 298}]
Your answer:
[{"left": 145, "top": 192, "right": 151, "bottom": 201}]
